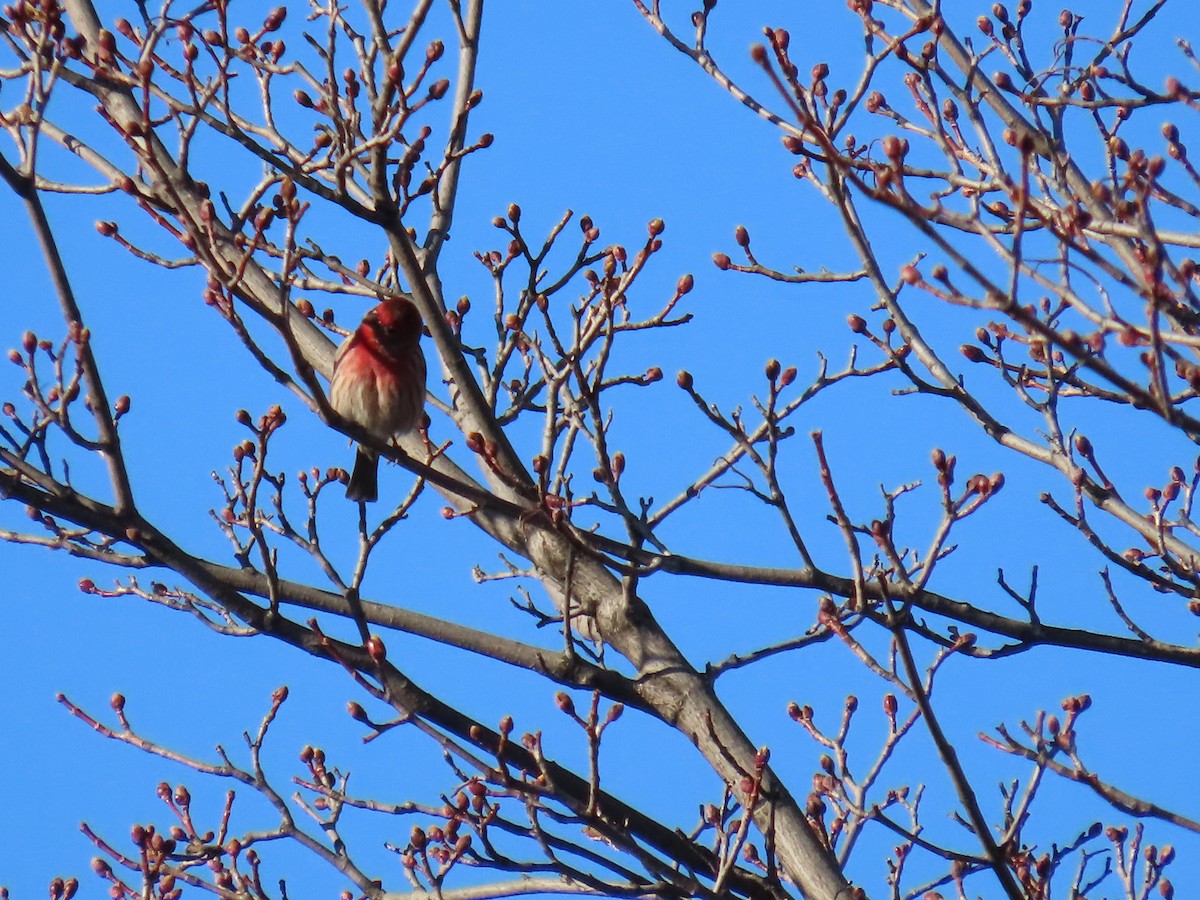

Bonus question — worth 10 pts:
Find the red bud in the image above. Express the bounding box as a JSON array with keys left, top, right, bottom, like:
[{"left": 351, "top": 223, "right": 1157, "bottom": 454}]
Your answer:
[{"left": 367, "top": 634, "right": 387, "bottom": 662}]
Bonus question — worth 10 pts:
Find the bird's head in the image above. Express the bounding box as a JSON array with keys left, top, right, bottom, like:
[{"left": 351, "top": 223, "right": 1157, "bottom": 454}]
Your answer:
[{"left": 366, "top": 297, "right": 423, "bottom": 349}]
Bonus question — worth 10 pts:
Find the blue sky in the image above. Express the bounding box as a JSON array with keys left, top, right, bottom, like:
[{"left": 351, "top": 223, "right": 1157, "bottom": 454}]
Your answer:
[{"left": 3, "top": 1, "right": 1199, "bottom": 897}]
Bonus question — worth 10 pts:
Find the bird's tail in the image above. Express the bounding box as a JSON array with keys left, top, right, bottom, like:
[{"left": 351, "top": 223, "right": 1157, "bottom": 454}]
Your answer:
[{"left": 346, "top": 447, "right": 379, "bottom": 503}]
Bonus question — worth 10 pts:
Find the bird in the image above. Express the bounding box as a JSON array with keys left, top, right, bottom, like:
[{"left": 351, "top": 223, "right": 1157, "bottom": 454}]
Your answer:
[{"left": 329, "top": 297, "right": 427, "bottom": 502}]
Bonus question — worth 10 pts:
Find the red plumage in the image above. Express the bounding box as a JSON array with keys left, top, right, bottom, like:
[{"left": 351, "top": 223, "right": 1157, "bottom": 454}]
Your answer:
[{"left": 329, "top": 297, "right": 427, "bottom": 502}]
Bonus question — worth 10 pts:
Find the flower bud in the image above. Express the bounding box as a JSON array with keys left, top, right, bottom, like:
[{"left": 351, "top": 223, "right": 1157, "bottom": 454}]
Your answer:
[
  {"left": 367, "top": 634, "right": 387, "bottom": 662},
  {"left": 960, "top": 344, "right": 986, "bottom": 363}
]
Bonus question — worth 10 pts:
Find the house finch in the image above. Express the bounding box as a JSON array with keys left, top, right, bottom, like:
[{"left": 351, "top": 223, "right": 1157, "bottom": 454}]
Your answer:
[{"left": 329, "top": 297, "right": 427, "bottom": 502}]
